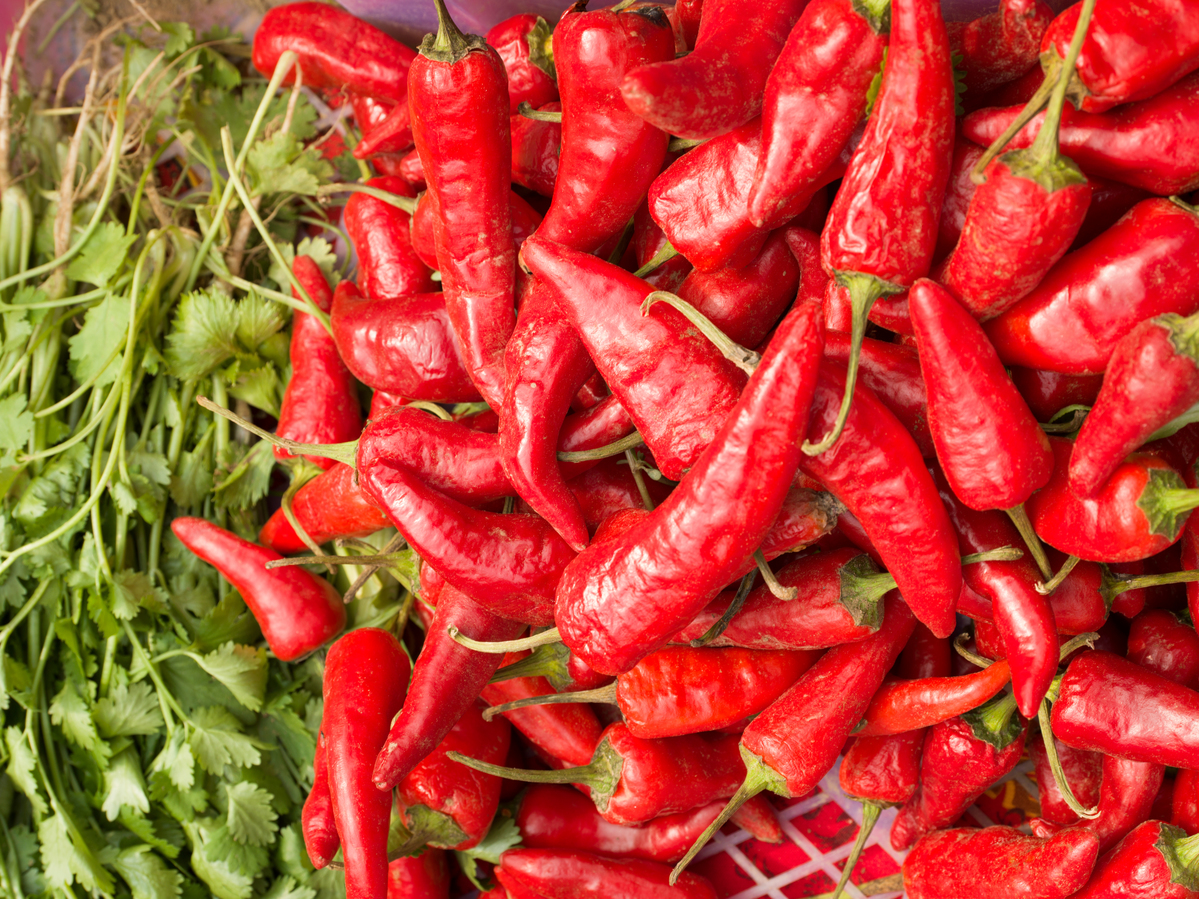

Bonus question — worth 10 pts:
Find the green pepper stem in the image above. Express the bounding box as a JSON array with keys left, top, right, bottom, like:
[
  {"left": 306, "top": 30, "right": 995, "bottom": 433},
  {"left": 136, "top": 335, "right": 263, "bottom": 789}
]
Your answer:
[
  {"left": 978, "top": 690, "right": 1019, "bottom": 735},
  {"left": 517, "top": 100, "right": 562, "bottom": 123},
  {"left": 449, "top": 626, "right": 561, "bottom": 654},
  {"left": 196, "top": 396, "right": 358, "bottom": 467},
  {"left": 667, "top": 137, "right": 705, "bottom": 152},
  {"left": 1028, "top": 0, "right": 1096, "bottom": 163},
  {"left": 1037, "top": 554, "right": 1080, "bottom": 596},
  {"left": 829, "top": 802, "right": 883, "bottom": 899},
  {"left": 424, "top": 0, "right": 479, "bottom": 63},
  {"left": 692, "top": 569, "right": 756, "bottom": 646},
  {"left": 1174, "top": 830, "right": 1199, "bottom": 872},
  {"left": 626, "top": 448, "right": 656, "bottom": 512},
  {"left": 1005, "top": 504, "right": 1053, "bottom": 580},
  {"left": 633, "top": 242, "right": 680, "bottom": 278},
  {"left": 446, "top": 750, "right": 602, "bottom": 788},
  {"left": 971, "top": 73, "right": 1057, "bottom": 183},
  {"left": 489, "top": 643, "right": 566, "bottom": 684},
  {"left": 642, "top": 291, "right": 761, "bottom": 375},
  {"left": 557, "top": 430, "right": 644, "bottom": 463},
  {"left": 1038, "top": 699, "right": 1101, "bottom": 819},
  {"left": 481, "top": 682, "right": 618, "bottom": 721},
  {"left": 956, "top": 631, "right": 997, "bottom": 669},
  {"left": 1057, "top": 632, "right": 1099, "bottom": 661},
  {"left": 264, "top": 551, "right": 410, "bottom": 569},
  {"left": 755, "top": 551, "right": 798, "bottom": 601},
  {"left": 1103, "top": 568, "right": 1199, "bottom": 602}
]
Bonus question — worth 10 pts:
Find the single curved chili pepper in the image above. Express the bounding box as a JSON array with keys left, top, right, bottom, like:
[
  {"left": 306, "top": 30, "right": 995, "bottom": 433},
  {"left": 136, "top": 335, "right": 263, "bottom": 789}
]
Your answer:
[
  {"left": 395, "top": 701, "right": 510, "bottom": 851},
  {"left": 359, "top": 455, "right": 574, "bottom": 626},
  {"left": 890, "top": 691, "right": 1026, "bottom": 850},
  {"left": 487, "top": 14, "right": 557, "bottom": 113},
  {"left": 259, "top": 463, "right": 389, "bottom": 554},
  {"left": 812, "top": 0, "right": 955, "bottom": 454},
  {"left": 1040, "top": 0, "right": 1199, "bottom": 114},
  {"left": 947, "top": 0, "right": 1052, "bottom": 94},
  {"left": 797, "top": 360, "right": 962, "bottom": 638},
  {"left": 962, "top": 76, "right": 1199, "bottom": 198},
  {"left": 554, "top": 301, "right": 822, "bottom": 674},
  {"left": 330, "top": 281, "right": 480, "bottom": 403},
  {"left": 902, "top": 826, "right": 1100, "bottom": 899},
  {"left": 1071, "top": 819, "right": 1199, "bottom": 899},
  {"left": 252, "top": 2, "right": 416, "bottom": 104},
  {"left": 1029, "top": 731, "right": 1102, "bottom": 826},
  {"left": 386, "top": 851, "right": 450, "bottom": 899},
  {"left": 671, "top": 547, "right": 885, "bottom": 651},
  {"left": 373, "top": 582, "right": 524, "bottom": 790},
  {"left": 856, "top": 661, "right": 1013, "bottom": 737},
  {"left": 500, "top": 848, "right": 718, "bottom": 899},
  {"left": 510, "top": 103, "right": 561, "bottom": 197},
  {"left": 1051, "top": 649, "right": 1199, "bottom": 769},
  {"left": 1029, "top": 438, "right": 1199, "bottom": 563},
  {"left": 521, "top": 236, "right": 747, "bottom": 482},
  {"left": 274, "top": 257, "right": 363, "bottom": 469},
  {"left": 345, "top": 176, "right": 435, "bottom": 299},
  {"left": 898, "top": 622, "right": 952, "bottom": 679},
  {"left": 351, "top": 95, "right": 413, "bottom": 158},
  {"left": 934, "top": 467, "right": 1057, "bottom": 716},
  {"left": 453, "top": 723, "right": 749, "bottom": 826},
  {"left": 480, "top": 652, "right": 603, "bottom": 769},
  {"left": 619, "top": 0, "right": 809, "bottom": 141},
  {"left": 785, "top": 227, "right": 830, "bottom": 308},
  {"left": 1176, "top": 768, "right": 1199, "bottom": 835},
  {"left": 1010, "top": 368, "right": 1103, "bottom": 421},
  {"left": 746, "top": 0, "right": 888, "bottom": 230},
  {"left": 169, "top": 517, "right": 344, "bottom": 660},
  {"left": 303, "top": 738, "right": 339, "bottom": 868},
  {"left": 1128, "top": 609, "right": 1199, "bottom": 691},
  {"left": 1070, "top": 313, "right": 1199, "bottom": 498},
  {"left": 322, "top": 628, "right": 411, "bottom": 898},
  {"left": 408, "top": 0, "right": 515, "bottom": 409}
]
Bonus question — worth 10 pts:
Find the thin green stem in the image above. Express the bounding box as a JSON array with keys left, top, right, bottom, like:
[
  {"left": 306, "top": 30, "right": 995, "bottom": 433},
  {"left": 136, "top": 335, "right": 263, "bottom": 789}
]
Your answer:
[
  {"left": 449, "top": 626, "right": 559, "bottom": 654},
  {"left": 1006, "top": 504, "right": 1052, "bottom": 580}
]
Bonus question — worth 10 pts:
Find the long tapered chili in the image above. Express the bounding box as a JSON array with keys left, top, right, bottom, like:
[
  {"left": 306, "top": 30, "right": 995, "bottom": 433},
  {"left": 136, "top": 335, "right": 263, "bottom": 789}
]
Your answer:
[
  {"left": 812, "top": 0, "right": 955, "bottom": 454},
  {"left": 407, "top": 0, "right": 515, "bottom": 409},
  {"left": 303, "top": 738, "right": 339, "bottom": 868},
  {"left": 500, "top": 848, "right": 718, "bottom": 899},
  {"left": 344, "top": 176, "right": 436, "bottom": 299},
  {"left": 947, "top": 0, "right": 1052, "bottom": 94},
  {"left": 321, "top": 628, "right": 411, "bottom": 898},
  {"left": 373, "top": 583, "right": 524, "bottom": 790},
  {"left": 554, "top": 301, "right": 823, "bottom": 675},
  {"left": 170, "top": 517, "right": 345, "bottom": 660},
  {"left": 855, "top": 661, "right": 1013, "bottom": 737}
]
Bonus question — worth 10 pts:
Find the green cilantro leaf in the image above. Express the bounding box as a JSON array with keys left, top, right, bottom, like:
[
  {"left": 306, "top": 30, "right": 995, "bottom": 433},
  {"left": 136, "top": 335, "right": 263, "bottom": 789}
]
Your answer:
[
  {"left": 0, "top": 394, "right": 33, "bottom": 452},
  {"left": 188, "top": 706, "right": 266, "bottom": 774},
  {"left": 183, "top": 820, "right": 255, "bottom": 899},
  {"left": 165, "top": 289, "right": 242, "bottom": 380},
  {"left": 193, "top": 643, "right": 267, "bottom": 712},
  {"left": 5, "top": 726, "right": 48, "bottom": 817},
  {"left": 111, "top": 569, "right": 158, "bottom": 619},
  {"left": 39, "top": 813, "right": 116, "bottom": 895},
  {"left": 268, "top": 236, "right": 337, "bottom": 288},
  {"left": 68, "top": 292, "right": 130, "bottom": 386},
  {"left": 455, "top": 812, "right": 522, "bottom": 890},
  {"left": 49, "top": 676, "right": 103, "bottom": 751},
  {"left": 264, "top": 876, "right": 317, "bottom": 899},
  {"left": 96, "top": 679, "right": 166, "bottom": 737},
  {"left": 151, "top": 728, "right": 197, "bottom": 792},
  {"left": 234, "top": 289, "right": 288, "bottom": 350},
  {"left": 102, "top": 747, "right": 152, "bottom": 821},
  {"left": 161, "top": 21, "right": 195, "bottom": 56},
  {"left": 247, "top": 132, "right": 334, "bottom": 197},
  {"left": 213, "top": 440, "right": 276, "bottom": 512},
  {"left": 188, "top": 590, "right": 261, "bottom": 652},
  {"left": 228, "top": 364, "right": 281, "bottom": 417},
  {"left": 65, "top": 221, "right": 137, "bottom": 286},
  {"left": 225, "top": 781, "right": 279, "bottom": 846},
  {"left": 113, "top": 844, "right": 184, "bottom": 899}
]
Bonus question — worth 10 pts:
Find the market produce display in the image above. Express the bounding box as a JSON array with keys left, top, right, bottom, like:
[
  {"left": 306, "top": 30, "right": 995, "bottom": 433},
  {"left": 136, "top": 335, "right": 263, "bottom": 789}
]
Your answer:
[{"left": 4, "top": 0, "right": 1199, "bottom": 896}]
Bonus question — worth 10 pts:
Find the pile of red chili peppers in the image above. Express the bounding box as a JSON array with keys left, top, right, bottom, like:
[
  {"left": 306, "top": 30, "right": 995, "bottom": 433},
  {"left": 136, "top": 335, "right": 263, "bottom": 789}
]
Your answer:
[{"left": 174, "top": 0, "right": 1199, "bottom": 894}]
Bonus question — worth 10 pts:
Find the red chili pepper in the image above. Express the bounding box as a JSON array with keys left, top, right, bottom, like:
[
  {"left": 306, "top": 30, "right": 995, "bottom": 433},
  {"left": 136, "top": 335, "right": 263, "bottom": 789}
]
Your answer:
[
  {"left": 1029, "top": 730, "right": 1102, "bottom": 827},
  {"left": 902, "top": 826, "right": 1099, "bottom": 899},
  {"left": 632, "top": 201, "right": 693, "bottom": 293},
  {"left": 1128, "top": 609, "right": 1199, "bottom": 691},
  {"left": 746, "top": 0, "right": 888, "bottom": 230},
  {"left": 274, "top": 257, "right": 363, "bottom": 470},
  {"left": 252, "top": 2, "right": 416, "bottom": 104},
  {"left": 1029, "top": 437, "right": 1199, "bottom": 563},
  {"left": 812, "top": 0, "right": 955, "bottom": 454},
  {"left": 897, "top": 622, "right": 952, "bottom": 679},
  {"left": 935, "top": 138, "right": 987, "bottom": 262},
  {"left": 890, "top": 691, "right": 1026, "bottom": 850},
  {"left": 169, "top": 517, "right": 345, "bottom": 660},
  {"left": 856, "top": 660, "right": 1014, "bottom": 737},
  {"left": 1176, "top": 768, "right": 1199, "bottom": 835},
  {"left": 373, "top": 582, "right": 524, "bottom": 790},
  {"left": 1070, "top": 819, "right": 1199, "bottom": 899},
  {"left": 1051, "top": 649, "right": 1199, "bottom": 769},
  {"left": 386, "top": 851, "right": 450, "bottom": 899},
  {"left": 510, "top": 103, "right": 561, "bottom": 196},
  {"left": 259, "top": 462, "right": 390, "bottom": 554},
  {"left": 351, "top": 95, "right": 413, "bottom": 160},
  {"left": 480, "top": 651, "right": 603, "bottom": 769},
  {"left": 541, "top": 457, "right": 672, "bottom": 534},
  {"left": 554, "top": 301, "right": 823, "bottom": 675},
  {"left": 1010, "top": 367, "right": 1103, "bottom": 421},
  {"left": 947, "top": 0, "right": 1053, "bottom": 94},
  {"left": 303, "top": 738, "right": 340, "bottom": 868},
  {"left": 499, "top": 848, "right": 718, "bottom": 899},
  {"left": 1069, "top": 174, "right": 1152, "bottom": 251},
  {"left": 407, "top": 0, "right": 515, "bottom": 409},
  {"left": 798, "top": 360, "right": 962, "bottom": 638},
  {"left": 321, "top": 628, "right": 411, "bottom": 898},
  {"left": 396, "top": 701, "right": 510, "bottom": 851},
  {"left": 486, "top": 14, "right": 558, "bottom": 113},
  {"left": 671, "top": 547, "right": 885, "bottom": 651},
  {"left": 1040, "top": 0, "right": 1199, "bottom": 113},
  {"left": 1037, "top": 753, "right": 1164, "bottom": 853},
  {"left": 1070, "top": 314, "right": 1199, "bottom": 498},
  {"left": 330, "top": 281, "right": 480, "bottom": 402},
  {"left": 345, "top": 176, "right": 436, "bottom": 299}
]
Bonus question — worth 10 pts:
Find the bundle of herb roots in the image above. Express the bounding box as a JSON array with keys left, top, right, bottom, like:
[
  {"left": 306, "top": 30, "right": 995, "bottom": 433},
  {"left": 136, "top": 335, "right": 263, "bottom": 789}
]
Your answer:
[{"left": 0, "top": 4, "right": 415, "bottom": 896}]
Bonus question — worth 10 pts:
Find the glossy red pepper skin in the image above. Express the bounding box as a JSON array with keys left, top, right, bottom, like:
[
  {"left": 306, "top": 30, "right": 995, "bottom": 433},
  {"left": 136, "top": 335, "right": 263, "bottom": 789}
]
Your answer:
[
  {"left": 946, "top": 0, "right": 1052, "bottom": 93},
  {"left": 1029, "top": 438, "right": 1195, "bottom": 563},
  {"left": 303, "top": 738, "right": 339, "bottom": 867},
  {"left": 615, "top": 646, "right": 820, "bottom": 739},
  {"left": 1071, "top": 316, "right": 1199, "bottom": 498},
  {"left": 1176, "top": 768, "right": 1199, "bottom": 835},
  {"left": 397, "top": 702, "right": 510, "bottom": 850},
  {"left": 902, "top": 826, "right": 1100, "bottom": 899},
  {"left": 1059, "top": 756, "right": 1165, "bottom": 853},
  {"left": 620, "top": 0, "right": 810, "bottom": 141},
  {"left": 890, "top": 707, "right": 1027, "bottom": 850},
  {"left": 521, "top": 238, "right": 746, "bottom": 482},
  {"left": 481, "top": 652, "right": 603, "bottom": 769},
  {"left": 963, "top": 78, "right": 1199, "bottom": 198},
  {"left": 798, "top": 361, "right": 962, "bottom": 638},
  {"left": 1010, "top": 368, "right": 1103, "bottom": 421},
  {"left": 345, "top": 176, "right": 435, "bottom": 299},
  {"left": 742, "top": 591, "right": 916, "bottom": 797},
  {"left": 252, "top": 2, "right": 416, "bottom": 104},
  {"left": 555, "top": 302, "right": 823, "bottom": 675},
  {"left": 1129, "top": 610, "right": 1199, "bottom": 691},
  {"left": 499, "top": 848, "right": 718, "bottom": 899},
  {"left": 385, "top": 851, "right": 450, "bottom": 899},
  {"left": 672, "top": 547, "right": 883, "bottom": 651},
  {"left": 274, "top": 257, "right": 362, "bottom": 470},
  {"left": 407, "top": 4, "right": 515, "bottom": 409},
  {"left": 352, "top": 95, "right": 413, "bottom": 159},
  {"left": 169, "top": 518, "right": 345, "bottom": 660},
  {"left": 373, "top": 583, "right": 524, "bottom": 790},
  {"left": 856, "top": 661, "right": 1013, "bottom": 737},
  {"left": 1052, "top": 650, "right": 1199, "bottom": 769},
  {"left": 747, "top": 0, "right": 887, "bottom": 230},
  {"left": 486, "top": 14, "right": 557, "bottom": 113},
  {"left": 259, "top": 463, "right": 390, "bottom": 554},
  {"left": 322, "top": 628, "right": 411, "bottom": 898},
  {"left": 1029, "top": 732, "right": 1102, "bottom": 826},
  {"left": 842, "top": 731, "right": 924, "bottom": 805},
  {"left": 330, "top": 281, "right": 480, "bottom": 402},
  {"left": 510, "top": 104, "right": 561, "bottom": 196},
  {"left": 935, "top": 138, "right": 987, "bottom": 262},
  {"left": 1072, "top": 819, "right": 1199, "bottom": 899},
  {"left": 548, "top": 458, "right": 672, "bottom": 534},
  {"left": 1040, "top": 0, "right": 1199, "bottom": 113}
]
